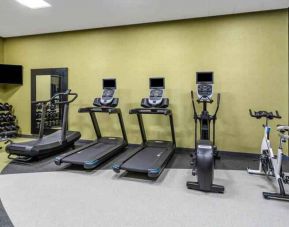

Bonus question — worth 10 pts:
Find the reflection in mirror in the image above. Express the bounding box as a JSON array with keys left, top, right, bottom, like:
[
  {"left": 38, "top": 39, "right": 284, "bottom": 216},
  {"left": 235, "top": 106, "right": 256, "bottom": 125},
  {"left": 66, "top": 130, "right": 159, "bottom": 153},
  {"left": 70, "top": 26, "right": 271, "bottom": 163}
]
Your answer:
[
  {"left": 31, "top": 68, "right": 68, "bottom": 135},
  {"left": 36, "top": 75, "right": 51, "bottom": 101},
  {"left": 36, "top": 75, "right": 62, "bottom": 101}
]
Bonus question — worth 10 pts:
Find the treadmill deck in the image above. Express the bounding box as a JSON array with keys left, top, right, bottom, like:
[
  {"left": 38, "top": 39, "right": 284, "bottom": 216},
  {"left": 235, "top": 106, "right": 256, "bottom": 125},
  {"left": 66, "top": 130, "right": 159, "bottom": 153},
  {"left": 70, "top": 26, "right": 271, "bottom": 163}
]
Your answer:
[
  {"left": 58, "top": 137, "right": 126, "bottom": 169},
  {"left": 120, "top": 141, "right": 175, "bottom": 176}
]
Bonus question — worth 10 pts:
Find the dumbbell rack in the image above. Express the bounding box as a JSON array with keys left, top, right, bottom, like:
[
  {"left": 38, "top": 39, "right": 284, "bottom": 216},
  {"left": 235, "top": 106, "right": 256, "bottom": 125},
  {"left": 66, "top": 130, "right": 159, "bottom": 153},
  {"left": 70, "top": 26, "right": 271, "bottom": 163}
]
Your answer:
[
  {"left": 35, "top": 103, "right": 61, "bottom": 130},
  {"left": 0, "top": 103, "right": 19, "bottom": 138}
]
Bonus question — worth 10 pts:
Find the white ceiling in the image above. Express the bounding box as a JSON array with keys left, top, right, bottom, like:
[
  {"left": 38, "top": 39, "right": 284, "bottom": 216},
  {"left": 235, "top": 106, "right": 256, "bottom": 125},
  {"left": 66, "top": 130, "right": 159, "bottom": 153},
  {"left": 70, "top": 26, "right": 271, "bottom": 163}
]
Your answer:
[{"left": 0, "top": 0, "right": 288, "bottom": 37}]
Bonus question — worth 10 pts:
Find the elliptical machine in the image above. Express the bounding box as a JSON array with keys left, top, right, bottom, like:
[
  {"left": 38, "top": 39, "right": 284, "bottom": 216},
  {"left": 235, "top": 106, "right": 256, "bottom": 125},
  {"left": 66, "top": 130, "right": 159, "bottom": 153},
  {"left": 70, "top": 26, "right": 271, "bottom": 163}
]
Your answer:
[
  {"left": 187, "top": 72, "right": 224, "bottom": 193},
  {"left": 248, "top": 110, "right": 289, "bottom": 201}
]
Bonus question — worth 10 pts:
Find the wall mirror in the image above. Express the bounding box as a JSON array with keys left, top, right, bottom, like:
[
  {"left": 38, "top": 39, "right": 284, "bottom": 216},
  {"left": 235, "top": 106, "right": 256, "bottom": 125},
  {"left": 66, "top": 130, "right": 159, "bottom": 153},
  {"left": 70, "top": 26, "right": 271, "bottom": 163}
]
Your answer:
[{"left": 31, "top": 68, "right": 68, "bottom": 135}]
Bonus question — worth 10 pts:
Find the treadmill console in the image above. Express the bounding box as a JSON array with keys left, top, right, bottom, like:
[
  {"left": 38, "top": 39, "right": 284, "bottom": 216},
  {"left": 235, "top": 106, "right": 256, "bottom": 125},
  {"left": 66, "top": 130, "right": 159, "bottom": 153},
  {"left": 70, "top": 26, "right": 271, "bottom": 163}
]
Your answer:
[
  {"left": 148, "top": 78, "right": 164, "bottom": 106},
  {"left": 100, "top": 79, "right": 116, "bottom": 105},
  {"left": 196, "top": 72, "right": 213, "bottom": 102},
  {"left": 94, "top": 78, "right": 118, "bottom": 107}
]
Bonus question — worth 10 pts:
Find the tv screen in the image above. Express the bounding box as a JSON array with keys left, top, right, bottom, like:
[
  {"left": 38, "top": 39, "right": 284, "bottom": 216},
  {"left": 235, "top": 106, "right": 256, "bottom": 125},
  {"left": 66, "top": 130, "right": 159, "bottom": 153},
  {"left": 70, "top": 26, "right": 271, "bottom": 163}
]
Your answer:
[
  {"left": 0, "top": 64, "right": 23, "bottom": 84},
  {"left": 150, "top": 77, "right": 165, "bottom": 89},
  {"left": 103, "top": 79, "right": 116, "bottom": 89},
  {"left": 196, "top": 72, "right": 213, "bottom": 83}
]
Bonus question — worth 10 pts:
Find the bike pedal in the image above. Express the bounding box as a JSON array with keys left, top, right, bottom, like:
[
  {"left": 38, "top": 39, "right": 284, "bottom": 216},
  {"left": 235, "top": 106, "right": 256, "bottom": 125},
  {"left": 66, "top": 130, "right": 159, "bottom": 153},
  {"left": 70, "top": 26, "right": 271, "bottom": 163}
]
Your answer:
[{"left": 284, "top": 176, "right": 289, "bottom": 184}]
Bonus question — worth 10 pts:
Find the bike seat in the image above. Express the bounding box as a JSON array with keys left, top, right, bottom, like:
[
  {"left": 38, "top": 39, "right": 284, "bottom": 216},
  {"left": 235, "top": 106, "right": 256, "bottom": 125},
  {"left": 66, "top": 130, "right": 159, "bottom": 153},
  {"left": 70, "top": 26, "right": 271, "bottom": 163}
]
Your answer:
[{"left": 277, "top": 125, "right": 289, "bottom": 133}]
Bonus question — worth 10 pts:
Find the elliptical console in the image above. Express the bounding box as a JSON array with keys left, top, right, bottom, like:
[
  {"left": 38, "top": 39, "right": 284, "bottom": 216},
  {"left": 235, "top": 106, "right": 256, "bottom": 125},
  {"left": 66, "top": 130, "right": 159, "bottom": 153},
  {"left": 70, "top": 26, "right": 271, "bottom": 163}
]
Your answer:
[
  {"left": 187, "top": 72, "right": 224, "bottom": 193},
  {"left": 196, "top": 72, "right": 213, "bottom": 102}
]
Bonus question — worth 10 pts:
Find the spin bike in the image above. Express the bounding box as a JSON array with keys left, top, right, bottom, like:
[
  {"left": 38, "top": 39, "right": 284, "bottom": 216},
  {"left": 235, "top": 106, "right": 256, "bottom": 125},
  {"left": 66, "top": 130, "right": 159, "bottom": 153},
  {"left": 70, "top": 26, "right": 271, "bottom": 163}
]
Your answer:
[
  {"left": 186, "top": 72, "right": 225, "bottom": 193},
  {"left": 248, "top": 110, "right": 289, "bottom": 201}
]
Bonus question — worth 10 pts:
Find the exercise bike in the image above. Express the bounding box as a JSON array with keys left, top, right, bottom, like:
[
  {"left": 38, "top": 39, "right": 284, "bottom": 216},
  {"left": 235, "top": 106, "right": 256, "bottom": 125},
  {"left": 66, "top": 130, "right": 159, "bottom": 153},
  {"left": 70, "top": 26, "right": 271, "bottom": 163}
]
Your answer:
[
  {"left": 248, "top": 110, "right": 289, "bottom": 201},
  {"left": 186, "top": 72, "right": 225, "bottom": 193}
]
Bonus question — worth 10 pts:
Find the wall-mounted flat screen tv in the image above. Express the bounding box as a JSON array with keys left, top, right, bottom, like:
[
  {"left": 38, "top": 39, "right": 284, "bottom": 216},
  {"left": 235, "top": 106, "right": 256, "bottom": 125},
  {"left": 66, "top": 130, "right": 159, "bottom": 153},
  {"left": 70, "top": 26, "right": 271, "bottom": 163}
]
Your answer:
[{"left": 0, "top": 64, "right": 23, "bottom": 85}]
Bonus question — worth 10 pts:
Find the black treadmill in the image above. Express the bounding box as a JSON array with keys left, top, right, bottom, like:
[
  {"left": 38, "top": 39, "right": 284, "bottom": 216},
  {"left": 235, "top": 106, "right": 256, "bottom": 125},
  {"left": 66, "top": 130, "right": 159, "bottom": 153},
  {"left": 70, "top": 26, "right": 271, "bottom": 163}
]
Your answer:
[
  {"left": 55, "top": 79, "right": 128, "bottom": 169},
  {"left": 6, "top": 90, "right": 81, "bottom": 161},
  {"left": 113, "top": 77, "right": 176, "bottom": 178}
]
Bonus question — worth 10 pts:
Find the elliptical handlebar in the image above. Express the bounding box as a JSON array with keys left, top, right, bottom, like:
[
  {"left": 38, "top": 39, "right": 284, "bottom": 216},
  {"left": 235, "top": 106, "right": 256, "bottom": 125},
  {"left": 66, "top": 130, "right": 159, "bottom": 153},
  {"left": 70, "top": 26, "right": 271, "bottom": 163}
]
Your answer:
[
  {"left": 213, "top": 93, "right": 221, "bottom": 118},
  {"left": 191, "top": 91, "right": 220, "bottom": 119},
  {"left": 191, "top": 91, "right": 198, "bottom": 117},
  {"left": 249, "top": 109, "right": 281, "bottom": 120},
  {"left": 32, "top": 89, "right": 78, "bottom": 105}
]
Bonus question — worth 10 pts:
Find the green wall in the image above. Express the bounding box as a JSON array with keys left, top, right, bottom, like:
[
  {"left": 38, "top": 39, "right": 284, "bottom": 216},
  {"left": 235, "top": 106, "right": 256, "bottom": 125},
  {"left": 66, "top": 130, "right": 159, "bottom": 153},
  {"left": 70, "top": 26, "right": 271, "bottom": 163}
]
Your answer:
[
  {"left": 0, "top": 37, "right": 4, "bottom": 102},
  {"left": 1, "top": 10, "right": 288, "bottom": 153},
  {"left": 0, "top": 38, "right": 3, "bottom": 63}
]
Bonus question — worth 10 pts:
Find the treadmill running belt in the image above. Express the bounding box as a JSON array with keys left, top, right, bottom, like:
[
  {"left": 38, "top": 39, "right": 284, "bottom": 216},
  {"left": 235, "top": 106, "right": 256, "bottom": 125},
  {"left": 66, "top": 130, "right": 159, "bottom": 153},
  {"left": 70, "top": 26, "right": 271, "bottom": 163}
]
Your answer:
[
  {"left": 122, "top": 147, "right": 169, "bottom": 171},
  {"left": 62, "top": 142, "right": 120, "bottom": 165}
]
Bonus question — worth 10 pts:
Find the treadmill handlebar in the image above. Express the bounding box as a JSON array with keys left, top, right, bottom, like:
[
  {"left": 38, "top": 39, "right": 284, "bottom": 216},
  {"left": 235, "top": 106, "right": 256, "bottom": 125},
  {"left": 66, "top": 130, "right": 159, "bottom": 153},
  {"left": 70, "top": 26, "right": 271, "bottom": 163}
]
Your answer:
[
  {"left": 78, "top": 107, "right": 121, "bottom": 114},
  {"left": 32, "top": 89, "right": 78, "bottom": 105},
  {"left": 129, "top": 108, "right": 172, "bottom": 115}
]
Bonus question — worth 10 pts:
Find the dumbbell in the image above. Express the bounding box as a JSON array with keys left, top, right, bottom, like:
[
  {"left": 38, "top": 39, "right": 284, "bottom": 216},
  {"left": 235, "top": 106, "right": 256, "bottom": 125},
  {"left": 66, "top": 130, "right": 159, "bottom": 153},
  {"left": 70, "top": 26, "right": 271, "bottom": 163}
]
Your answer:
[
  {"left": 36, "top": 121, "right": 41, "bottom": 128},
  {"left": 4, "top": 125, "right": 13, "bottom": 131},
  {"left": 46, "top": 112, "right": 51, "bottom": 119},
  {"left": 0, "top": 103, "right": 4, "bottom": 111},
  {"left": 5, "top": 113, "right": 15, "bottom": 122},
  {"left": 36, "top": 103, "right": 43, "bottom": 110},
  {"left": 51, "top": 112, "right": 57, "bottom": 119},
  {"left": 49, "top": 103, "right": 56, "bottom": 111},
  {"left": 3, "top": 103, "right": 12, "bottom": 111},
  {"left": 0, "top": 113, "right": 5, "bottom": 122},
  {"left": 10, "top": 125, "right": 19, "bottom": 131},
  {"left": 44, "top": 122, "right": 49, "bottom": 128},
  {"left": 51, "top": 120, "right": 57, "bottom": 127},
  {"left": 36, "top": 111, "right": 42, "bottom": 119},
  {"left": 0, "top": 113, "right": 9, "bottom": 122}
]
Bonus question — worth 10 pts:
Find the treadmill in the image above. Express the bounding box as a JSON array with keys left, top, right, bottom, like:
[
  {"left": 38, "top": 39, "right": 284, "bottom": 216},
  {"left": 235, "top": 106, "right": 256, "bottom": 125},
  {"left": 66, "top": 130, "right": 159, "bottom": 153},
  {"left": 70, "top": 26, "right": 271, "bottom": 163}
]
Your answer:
[
  {"left": 6, "top": 90, "right": 81, "bottom": 161},
  {"left": 113, "top": 77, "right": 176, "bottom": 178},
  {"left": 55, "top": 78, "right": 128, "bottom": 169}
]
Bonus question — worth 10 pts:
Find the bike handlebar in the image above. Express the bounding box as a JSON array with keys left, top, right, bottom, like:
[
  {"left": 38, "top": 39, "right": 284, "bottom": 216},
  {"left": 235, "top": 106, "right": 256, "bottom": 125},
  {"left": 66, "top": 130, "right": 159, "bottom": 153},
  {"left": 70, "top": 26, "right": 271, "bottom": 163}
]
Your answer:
[{"left": 249, "top": 109, "right": 281, "bottom": 120}]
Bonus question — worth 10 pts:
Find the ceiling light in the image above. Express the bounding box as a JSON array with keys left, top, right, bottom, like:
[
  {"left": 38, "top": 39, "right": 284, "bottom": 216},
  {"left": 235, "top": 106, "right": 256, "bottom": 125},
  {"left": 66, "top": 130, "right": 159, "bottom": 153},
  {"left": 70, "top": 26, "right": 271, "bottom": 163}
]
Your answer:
[{"left": 15, "top": 0, "right": 51, "bottom": 9}]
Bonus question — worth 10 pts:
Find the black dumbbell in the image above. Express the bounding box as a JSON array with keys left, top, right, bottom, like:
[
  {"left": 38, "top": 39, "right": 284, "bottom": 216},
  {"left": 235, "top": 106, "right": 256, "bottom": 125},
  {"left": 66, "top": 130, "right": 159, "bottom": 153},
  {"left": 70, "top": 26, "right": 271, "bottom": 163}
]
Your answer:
[
  {"left": 49, "top": 103, "right": 56, "bottom": 111},
  {"left": 10, "top": 125, "right": 19, "bottom": 131},
  {"left": 0, "top": 113, "right": 5, "bottom": 122},
  {"left": 3, "top": 103, "right": 12, "bottom": 111},
  {"left": 36, "top": 103, "right": 43, "bottom": 110},
  {"left": 36, "top": 111, "right": 42, "bottom": 119},
  {"left": 6, "top": 113, "right": 15, "bottom": 122}
]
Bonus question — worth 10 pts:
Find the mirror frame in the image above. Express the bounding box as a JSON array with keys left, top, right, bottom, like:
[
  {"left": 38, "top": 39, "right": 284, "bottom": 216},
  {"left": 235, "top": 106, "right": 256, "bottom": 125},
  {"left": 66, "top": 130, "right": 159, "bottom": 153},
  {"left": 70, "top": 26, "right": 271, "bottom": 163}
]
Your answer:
[{"left": 31, "top": 68, "right": 68, "bottom": 135}]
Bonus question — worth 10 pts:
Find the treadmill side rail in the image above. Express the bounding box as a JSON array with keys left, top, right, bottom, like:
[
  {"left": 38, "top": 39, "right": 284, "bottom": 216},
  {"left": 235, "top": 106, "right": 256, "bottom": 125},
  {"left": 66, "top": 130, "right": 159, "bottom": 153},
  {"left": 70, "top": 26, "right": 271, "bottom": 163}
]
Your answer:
[
  {"left": 148, "top": 145, "right": 175, "bottom": 178},
  {"left": 130, "top": 108, "right": 172, "bottom": 115}
]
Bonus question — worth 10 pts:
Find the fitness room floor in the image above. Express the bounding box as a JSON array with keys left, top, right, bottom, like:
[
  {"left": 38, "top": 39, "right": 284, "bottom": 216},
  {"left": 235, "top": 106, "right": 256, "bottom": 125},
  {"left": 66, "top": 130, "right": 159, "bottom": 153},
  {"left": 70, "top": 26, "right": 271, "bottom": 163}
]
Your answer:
[{"left": 0, "top": 138, "right": 288, "bottom": 227}]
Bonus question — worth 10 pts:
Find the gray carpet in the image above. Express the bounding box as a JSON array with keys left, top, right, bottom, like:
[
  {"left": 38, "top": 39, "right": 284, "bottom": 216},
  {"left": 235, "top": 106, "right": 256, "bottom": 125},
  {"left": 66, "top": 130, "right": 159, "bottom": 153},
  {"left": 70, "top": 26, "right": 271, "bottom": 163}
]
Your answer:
[
  {"left": 0, "top": 199, "right": 14, "bottom": 227},
  {"left": 0, "top": 169, "right": 289, "bottom": 227}
]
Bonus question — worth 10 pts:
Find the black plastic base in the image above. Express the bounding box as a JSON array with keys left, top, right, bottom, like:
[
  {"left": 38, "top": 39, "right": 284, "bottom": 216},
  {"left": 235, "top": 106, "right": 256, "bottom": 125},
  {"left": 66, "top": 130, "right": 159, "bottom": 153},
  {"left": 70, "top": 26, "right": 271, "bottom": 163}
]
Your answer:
[
  {"left": 186, "top": 181, "right": 225, "bottom": 193},
  {"left": 8, "top": 154, "right": 33, "bottom": 162},
  {"left": 263, "top": 192, "right": 289, "bottom": 201}
]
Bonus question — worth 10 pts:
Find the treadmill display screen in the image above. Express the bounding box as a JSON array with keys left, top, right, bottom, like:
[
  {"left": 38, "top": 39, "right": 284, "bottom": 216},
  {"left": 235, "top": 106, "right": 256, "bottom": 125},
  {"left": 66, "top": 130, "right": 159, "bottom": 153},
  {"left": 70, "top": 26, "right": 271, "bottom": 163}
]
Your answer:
[
  {"left": 196, "top": 72, "right": 213, "bottom": 83},
  {"left": 150, "top": 78, "right": 165, "bottom": 89},
  {"left": 103, "top": 79, "right": 116, "bottom": 89}
]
